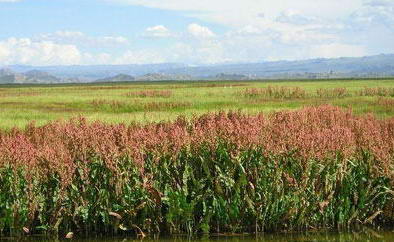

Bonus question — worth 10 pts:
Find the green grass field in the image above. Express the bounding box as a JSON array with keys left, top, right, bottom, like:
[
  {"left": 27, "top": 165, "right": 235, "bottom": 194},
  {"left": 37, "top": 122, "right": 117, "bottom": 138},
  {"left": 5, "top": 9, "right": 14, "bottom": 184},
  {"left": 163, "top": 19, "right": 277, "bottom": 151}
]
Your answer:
[
  {"left": 1, "top": 80, "right": 394, "bottom": 236},
  {"left": 1, "top": 78, "right": 394, "bottom": 129}
]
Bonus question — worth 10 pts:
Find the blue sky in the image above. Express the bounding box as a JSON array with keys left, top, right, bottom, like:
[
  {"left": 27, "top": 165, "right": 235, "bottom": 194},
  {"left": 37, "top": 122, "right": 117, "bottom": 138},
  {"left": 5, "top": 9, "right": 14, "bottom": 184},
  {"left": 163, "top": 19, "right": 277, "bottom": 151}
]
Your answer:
[{"left": 0, "top": 0, "right": 393, "bottom": 65}]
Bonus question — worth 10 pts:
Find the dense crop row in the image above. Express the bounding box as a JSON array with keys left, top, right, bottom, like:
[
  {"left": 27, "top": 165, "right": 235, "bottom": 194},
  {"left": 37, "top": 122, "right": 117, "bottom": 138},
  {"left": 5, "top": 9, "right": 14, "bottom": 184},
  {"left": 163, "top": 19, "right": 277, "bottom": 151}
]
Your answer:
[{"left": 0, "top": 105, "right": 394, "bottom": 237}]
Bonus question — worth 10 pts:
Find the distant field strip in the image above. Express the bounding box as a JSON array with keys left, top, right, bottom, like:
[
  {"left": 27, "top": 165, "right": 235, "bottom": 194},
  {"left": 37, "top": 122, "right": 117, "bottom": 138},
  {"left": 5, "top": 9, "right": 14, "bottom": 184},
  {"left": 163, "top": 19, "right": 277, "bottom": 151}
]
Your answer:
[{"left": 0, "top": 79, "right": 394, "bottom": 128}]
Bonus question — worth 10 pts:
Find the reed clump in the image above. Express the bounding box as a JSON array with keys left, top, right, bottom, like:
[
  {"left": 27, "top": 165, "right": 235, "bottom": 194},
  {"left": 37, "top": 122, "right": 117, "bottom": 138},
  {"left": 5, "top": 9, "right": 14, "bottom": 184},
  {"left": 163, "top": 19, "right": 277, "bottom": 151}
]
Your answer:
[
  {"left": 91, "top": 99, "right": 127, "bottom": 109},
  {"left": 242, "top": 86, "right": 307, "bottom": 99},
  {"left": 90, "top": 99, "right": 191, "bottom": 112},
  {"left": 375, "top": 97, "right": 394, "bottom": 112},
  {"left": 316, "top": 88, "right": 349, "bottom": 98},
  {"left": 0, "top": 105, "right": 394, "bottom": 237},
  {"left": 358, "top": 87, "right": 394, "bottom": 97},
  {"left": 125, "top": 90, "right": 172, "bottom": 98}
]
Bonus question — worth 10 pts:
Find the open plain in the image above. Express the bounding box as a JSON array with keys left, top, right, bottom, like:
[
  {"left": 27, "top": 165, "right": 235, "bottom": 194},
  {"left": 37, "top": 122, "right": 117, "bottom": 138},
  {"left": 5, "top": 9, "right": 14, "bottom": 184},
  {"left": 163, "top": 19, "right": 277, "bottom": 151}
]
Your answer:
[{"left": 1, "top": 79, "right": 394, "bottom": 129}]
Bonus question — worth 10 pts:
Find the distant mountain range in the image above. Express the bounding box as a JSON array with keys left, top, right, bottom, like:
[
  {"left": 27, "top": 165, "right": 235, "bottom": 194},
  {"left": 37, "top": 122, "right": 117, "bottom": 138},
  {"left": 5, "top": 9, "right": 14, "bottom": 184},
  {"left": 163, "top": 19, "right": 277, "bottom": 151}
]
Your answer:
[
  {"left": 5, "top": 63, "right": 187, "bottom": 80},
  {"left": 95, "top": 74, "right": 135, "bottom": 83},
  {"left": 1, "top": 54, "right": 394, "bottom": 84},
  {"left": 0, "top": 68, "right": 79, "bottom": 84},
  {"left": 163, "top": 54, "right": 394, "bottom": 78}
]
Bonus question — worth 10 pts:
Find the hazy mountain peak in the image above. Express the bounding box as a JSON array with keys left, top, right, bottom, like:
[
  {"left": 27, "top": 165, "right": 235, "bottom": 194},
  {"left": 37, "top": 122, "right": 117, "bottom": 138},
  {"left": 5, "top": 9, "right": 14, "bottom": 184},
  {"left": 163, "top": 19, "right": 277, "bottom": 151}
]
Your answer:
[
  {"left": 0, "top": 68, "right": 15, "bottom": 76},
  {"left": 1, "top": 54, "right": 394, "bottom": 83}
]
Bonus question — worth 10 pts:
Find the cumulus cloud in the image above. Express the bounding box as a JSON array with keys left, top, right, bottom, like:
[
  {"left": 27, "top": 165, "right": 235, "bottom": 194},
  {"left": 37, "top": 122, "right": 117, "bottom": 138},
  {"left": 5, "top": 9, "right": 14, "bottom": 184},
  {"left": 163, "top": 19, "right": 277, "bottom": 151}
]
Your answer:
[
  {"left": 114, "top": 49, "right": 166, "bottom": 64},
  {"left": 112, "top": 0, "right": 364, "bottom": 27},
  {"left": 82, "top": 52, "right": 113, "bottom": 65},
  {"left": 100, "top": 36, "right": 128, "bottom": 44},
  {"left": 308, "top": 43, "right": 367, "bottom": 59},
  {"left": 0, "top": 44, "right": 10, "bottom": 60},
  {"left": 0, "top": 38, "right": 82, "bottom": 65},
  {"left": 278, "top": 27, "right": 338, "bottom": 45},
  {"left": 143, "top": 25, "right": 173, "bottom": 38},
  {"left": 349, "top": 0, "right": 394, "bottom": 28},
  {"left": 36, "top": 31, "right": 129, "bottom": 47},
  {"left": 225, "top": 18, "right": 338, "bottom": 48},
  {"left": 3, "top": 0, "right": 393, "bottom": 65},
  {"left": 168, "top": 40, "right": 230, "bottom": 64},
  {"left": 106, "top": 0, "right": 376, "bottom": 61},
  {"left": 0, "top": 36, "right": 165, "bottom": 65},
  {"left": 187, "top": 23, "right": 216, "bottom": 39},
  {"left": 226, "top": 25, "right": 266, "bottom": 36},
  {"left": 0, "top": 35, "right": 371, "bottom": 66},
  {"left": 364, "top": 0, "right": 393, "bottom": 7},
  {"left": 276, "top": 10, "right": 318, "bottom": 25}
]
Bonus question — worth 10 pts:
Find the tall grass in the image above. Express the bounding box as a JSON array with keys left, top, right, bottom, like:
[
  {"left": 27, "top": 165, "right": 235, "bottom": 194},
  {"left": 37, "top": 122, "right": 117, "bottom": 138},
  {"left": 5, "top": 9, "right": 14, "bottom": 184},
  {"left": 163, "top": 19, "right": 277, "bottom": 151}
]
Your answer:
[
  {"left": 358, "top": 87, "right": 394, "bottom": 97},
  {"left": 316, "top": 88, "right": 349, "bottom": 98},
  {"left": 375, "top": 98, "right": 394, "bottom": 112},
  {"left": 1, "top": 79, "right": 394, "bottom": 129},
  {"left": 125, "top": 90, "right": 172, "bottom": 98},
  {"left": 241, "top": 86, "right": 307, "bottom": 99},
  {"left": 0, "top": 105, "right": 394, "bottom": 237},
  {"left": 90, "top": 99, "right": 192, "bottom": 112}
]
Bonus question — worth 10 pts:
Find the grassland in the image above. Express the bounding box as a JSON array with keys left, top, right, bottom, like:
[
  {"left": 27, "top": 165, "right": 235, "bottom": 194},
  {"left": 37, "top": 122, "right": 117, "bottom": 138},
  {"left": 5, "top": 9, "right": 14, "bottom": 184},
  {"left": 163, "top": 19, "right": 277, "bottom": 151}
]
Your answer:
[
  {"left": 0, "top": 78, "right": 394, "bottom": 129},
  {"left": 1, "top": 79, "right": 394, "bottom": 237},
  {"left": 1, "top": 105, "right": 394, "bottom": 237}
]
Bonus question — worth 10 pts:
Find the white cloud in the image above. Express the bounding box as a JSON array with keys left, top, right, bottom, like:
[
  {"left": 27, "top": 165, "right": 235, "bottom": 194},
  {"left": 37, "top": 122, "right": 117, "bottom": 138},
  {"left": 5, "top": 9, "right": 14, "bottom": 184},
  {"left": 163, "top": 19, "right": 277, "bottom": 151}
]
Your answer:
[
  {"left": 53, "top": 31, "right": 85, "bottom": 38},
  {"left": 36, "top": 31, "right": 129, "bottom": 47},
  {"left": 169, "top": 40, "right": 230, "bottom": 64},
  {"left": 2, "top": 0, "right": 392, "bottom": 65},
  {"left": 278, "top": 26, "right": 338, "bottom": 45},
  {"left": 112, "top": 0, "right": 364, "bottom": 27},
  {"left": 187, "top": 23, "right": 216, "bottom": 39},
  {"left": 0, "top": 35, "right": 371, "bottom": 66},
  {"left": 0, "top": 45, "right": 10, "bottom": 63},
  {"left": 0, "top": 38, "right": 82, "bottom": 65},
  {"left": 107, "top": 0, "right": 376, "bottom": 62},
  {"left": 143, "top": 25, "right": 173, "bottom": 38},
  {"left": 308, "top": 43, "right": 367, "bottom": 59},
  {"left": 101, "top": 36, "right": 128, "bottom": 44},
  {"left": 225, "top": 18, "right": 338, "bottom": 47},
  {"left": 114, "top": 50, "right": 167, "bottom": 64},
  {"left": 349, "top": 0, "right": 394, "bottom": 28},
  {"left": 0, "top": 0, "right": 21, "bottom": 2},
  {"left": 82, "top": 52, "right": 113, "bottom": 65},
  {"left": 365, "top": 0, "right": 393, "bottom": 7},
  {"left": 226, "top": 25, "right": 265, "bottom": 36},
  {"left": 276, "top": 10, "right": 318, "bottom": 25},
  {"left": 0, "top": 36, "right": 165, "bottom": 65},
  {"left": 107, "top": 0, "right": 394, "bottom": 62}
]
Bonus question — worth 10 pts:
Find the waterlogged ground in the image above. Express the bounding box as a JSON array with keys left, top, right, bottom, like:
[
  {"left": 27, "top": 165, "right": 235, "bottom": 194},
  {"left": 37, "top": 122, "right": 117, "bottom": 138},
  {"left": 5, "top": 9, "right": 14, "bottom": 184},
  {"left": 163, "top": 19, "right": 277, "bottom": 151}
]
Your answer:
[{"left": 4, "top": 231, "right": 394, "bottom": 242}]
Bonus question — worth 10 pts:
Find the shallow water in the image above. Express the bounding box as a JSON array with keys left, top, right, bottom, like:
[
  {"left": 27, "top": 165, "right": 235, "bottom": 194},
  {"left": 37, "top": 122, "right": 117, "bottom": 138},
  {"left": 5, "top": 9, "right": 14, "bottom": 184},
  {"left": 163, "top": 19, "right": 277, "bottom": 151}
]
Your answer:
[{"left": 3, "top": 230, "right": 394, "bottom": 242}]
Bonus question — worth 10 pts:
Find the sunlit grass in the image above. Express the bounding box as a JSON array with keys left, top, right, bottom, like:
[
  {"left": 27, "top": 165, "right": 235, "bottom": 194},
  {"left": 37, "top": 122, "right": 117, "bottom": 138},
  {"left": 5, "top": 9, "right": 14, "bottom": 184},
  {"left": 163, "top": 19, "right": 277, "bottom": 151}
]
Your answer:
[
  {"left": 1, "top": 105, "right": 393, "bottom": 235},
  {"left": 0, "top": 79, "right": 394, "bottom": 129}
]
